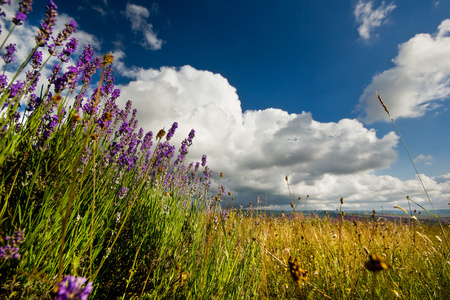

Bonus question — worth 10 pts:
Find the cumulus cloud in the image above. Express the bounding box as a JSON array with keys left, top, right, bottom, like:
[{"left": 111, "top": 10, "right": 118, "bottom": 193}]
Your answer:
[
  {"left": 124, "top": 3, "right": 163, "bottom": 50},
  {"left": 357, "top": 19, "right": 450, "bottom": 123},
  {"left": 354, "top": 0, "right": 396, "bottom": 41},
  {"left": 111, "top": 54, "right": 450, "bottom": 210}
]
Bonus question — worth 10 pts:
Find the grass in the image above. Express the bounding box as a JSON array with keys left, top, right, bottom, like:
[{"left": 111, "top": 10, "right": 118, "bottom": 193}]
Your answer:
[{"left": 0, "top": 2, "right": 449, "bottom": 299}]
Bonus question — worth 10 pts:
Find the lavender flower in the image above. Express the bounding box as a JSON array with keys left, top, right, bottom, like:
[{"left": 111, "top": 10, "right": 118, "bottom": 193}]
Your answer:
[
  {"left": 31, "top": 50, "right": 43, "bottom": 69},
  {"left": 9, "top": 81, "right": 24, "bottom": 98},
  {"left": 53, "top": 65, "right": 79, "bottom": 93},
  {"left": 201, "top": 155, "right": 207, "bottom": 167},
  {"left": 0, "top": 74, "right": 8, "bottom": 91},
  {"left": 35, "top": 1, "right": 58, "bottom": 47},
  {"left": 25, "top": 69, "right": 40, "bottom": 92},
  {"left": 110, "top": 89, "right": 120, "bottom": 101},
  {"left": 2, "top": 43, "right": 16, "bottom": 64},
  {"left": 166, "top": 122, "right": 178, "bottom": 141},
  {"left": 26, "top": 94, "right": 41, "bottom": 112},
  {"left": 101, "top": 65, "right": 115, "bottom": 97},
  {"left": 0, "top": 230, "right": 25, "bottom": 260},
  {"left": 12, "top": 0, "right": 33, "bottom": 25},
  {"left": 56, "top": 275, "right": 93, "bottom": 300},
  {"left": 53, "top": 20, "right": 77, "bottom": 46},
  {"left": 58, "top": 37, "right": 78, "bottom": 62},
  {"left": 173, "top": 129, "right": 195, "bottom": 167},
  {"left": 218, "top": 184, "right": 225, "bottom": 196},
  {"left": 117, "top": 187, "right": 129, "bottom": 200}
]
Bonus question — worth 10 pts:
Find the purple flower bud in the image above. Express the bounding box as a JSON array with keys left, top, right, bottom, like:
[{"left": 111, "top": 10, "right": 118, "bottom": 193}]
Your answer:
[
  {"left": 117, "top": 187, "right": 129, "bottom": 200},
  {"left": 9, "top": 81, "right": 24, "bottom": 98},
  {"left": 31, "top": 50, "right": 43, "bottom": 69},
  {"left": 0, "top": 75, "right": 8, "bottom": 91},
  {"left": 58, "top": 37, "right": 78, "bottom": 61},
  {"left": 56, "top": 275, "right": 93, "bottom": 300},
  {"left": 0, "top": 230, "right": 25, "bottom": 260},
  {"left": 2, "top": 43, "right": 16, "bottom": 64},
  {"left": 12, "top": 0, "right": 32, "bottom": 25},
  {"left": 201, "top": 155, "right": 207, "bottom": 167},
  {"left": 166, "top": 122, "right": 178, "bottom": 141},
  {"left": 35, "top": 1, "right": 58, "bottom": 47},
  {"left": 53, "top": 19, "right": 77, "bottom": 46}
]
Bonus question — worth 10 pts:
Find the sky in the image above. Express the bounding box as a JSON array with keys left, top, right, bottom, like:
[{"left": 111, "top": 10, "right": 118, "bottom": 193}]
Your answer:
[{"left": 2, "top": 0, "right": 450, "bottom": 212}]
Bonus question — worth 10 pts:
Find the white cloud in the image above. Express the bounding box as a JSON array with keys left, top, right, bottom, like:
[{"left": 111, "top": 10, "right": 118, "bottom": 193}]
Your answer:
[
  {"left": 112, "top": 55, "right": 450, "bottom": 210},
  {"left": 354, "top": 0, "right": 396, "bottom": 41},
  {"left": 124, "top": 3, "right": 163, "bottom": 50},
  {"left": 358, "top": 19, "right": 450, "bottom": 123},
  {"left": 414, "top": 154, "right": 433, "bottom": 165}
]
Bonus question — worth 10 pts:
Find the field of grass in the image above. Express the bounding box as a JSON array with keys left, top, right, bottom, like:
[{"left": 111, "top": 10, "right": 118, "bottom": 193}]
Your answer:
[{"left": 0, "top": 1, "right": 449, "bottom": 299}]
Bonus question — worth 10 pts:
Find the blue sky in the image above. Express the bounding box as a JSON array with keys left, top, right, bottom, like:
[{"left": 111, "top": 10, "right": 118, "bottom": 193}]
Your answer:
[{"left": 3, "top": 0, "right": 450, "bottom": 211}]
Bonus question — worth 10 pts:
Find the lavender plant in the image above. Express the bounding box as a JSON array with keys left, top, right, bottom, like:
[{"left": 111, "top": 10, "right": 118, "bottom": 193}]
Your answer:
[{"left": 0, "top": 1, "right": 249, "bottom": 299}]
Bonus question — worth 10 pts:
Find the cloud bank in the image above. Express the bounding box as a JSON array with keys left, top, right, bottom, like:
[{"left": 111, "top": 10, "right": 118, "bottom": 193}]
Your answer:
[
  {"left": 113, "top": 53, "right": 450, "bottom": 210},
  {"left": 358, "top": 19, "right": 450, "bottom": 123},
  {"left": 354, "top": 0, "right": 396, "bottom": 41}
]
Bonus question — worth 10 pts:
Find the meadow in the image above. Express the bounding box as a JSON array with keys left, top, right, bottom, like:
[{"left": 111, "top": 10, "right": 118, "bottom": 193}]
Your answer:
[{"left": 0, "top": 1, "right": 449, "bottom": 299}]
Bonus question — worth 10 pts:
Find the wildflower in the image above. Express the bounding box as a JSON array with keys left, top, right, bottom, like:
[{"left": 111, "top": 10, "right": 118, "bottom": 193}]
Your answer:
[
  {"left": 0, "top": 230, "right": 25, "bottom": 260},
  {"left": 55, "top": 275, "right": 93, "bottom": 300},
  {"left": 201, "top": 154, "right": 207, "bottom": 167},
  {"left": 2, "top": 43, "right": 16, "bottom": 64},
  {"left": 173, "top": 129, "right": 195, "bottom": 167},
  {"left": 117, "top": 187, "right": 129, "bottom": 200},
  {"left": 12, "top": 0, "right": 33, "bottom": 25},
  {"left": 166, "top": 122, "right": 178, "bottom": 141},
  {"left": 35, "top": 1, "right": 58, "bottom": 47},
  {"left": 218, "top": 184, "right": 225, "bottom": 196},
  {"left": 53, "top": 20, "right": 77, "bottom": 46},
  {"left": 58, "top": 37, "right": 78, "bottom": 62},
  {"left": 0, "top": 74, "right": 8, "bottom": 90},
  {"left": 365, "top": 253, "right": 391, "bottom": 272},
  {"left": 9, "top": 80, "right": 24, "bottom": 98}
]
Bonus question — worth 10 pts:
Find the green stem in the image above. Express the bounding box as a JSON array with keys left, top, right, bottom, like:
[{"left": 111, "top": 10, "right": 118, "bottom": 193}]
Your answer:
[
  {"left": 57, "top": 60, "right": 107, "bottom": 281},
  {"left": 0, "top": 24, "right": 17, "bottom": 51}
]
